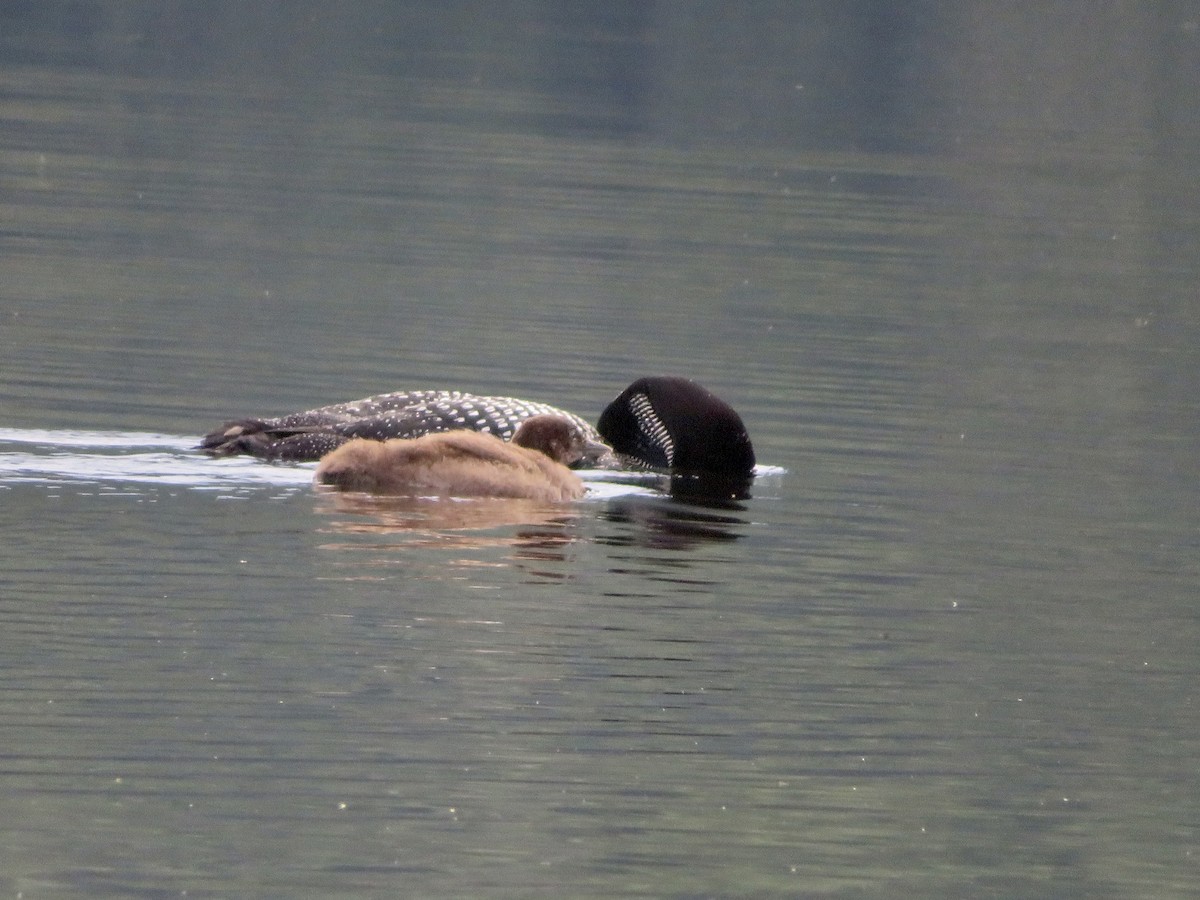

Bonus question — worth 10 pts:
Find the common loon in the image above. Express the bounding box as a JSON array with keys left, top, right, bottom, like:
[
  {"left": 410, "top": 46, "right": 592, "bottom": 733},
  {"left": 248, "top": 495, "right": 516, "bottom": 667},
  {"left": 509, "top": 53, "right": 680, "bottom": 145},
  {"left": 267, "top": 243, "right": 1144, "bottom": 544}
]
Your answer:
[
  {"left": 315, "top": 414, "right": 589, "bottom": 501},
  {"left": 201, "top": 376, "right": 755, "bottom": 476}
]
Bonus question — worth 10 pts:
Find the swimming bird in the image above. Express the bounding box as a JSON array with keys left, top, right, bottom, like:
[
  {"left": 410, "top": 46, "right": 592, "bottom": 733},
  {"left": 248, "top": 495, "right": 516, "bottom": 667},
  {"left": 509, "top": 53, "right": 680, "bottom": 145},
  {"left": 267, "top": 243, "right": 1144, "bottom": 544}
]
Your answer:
[
  {"left": 200, "top": 377, "right": 755, "bottom": 478},
  {"left": 314, "top": 414, "right": 589, "bottom": 501},
  {"left": 200, "top": 389, "right": 604, "bottom": 463},
  {"left": 596, "top": 376, "right": 755, "bottom": 475}
]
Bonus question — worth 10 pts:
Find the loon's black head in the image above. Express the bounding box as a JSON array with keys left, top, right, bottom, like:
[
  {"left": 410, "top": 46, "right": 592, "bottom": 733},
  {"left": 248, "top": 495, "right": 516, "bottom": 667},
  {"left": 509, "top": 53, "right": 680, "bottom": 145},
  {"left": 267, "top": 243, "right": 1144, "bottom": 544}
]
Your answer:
[{"left": 597, "top": 377, "right": 755, "bottom": 475}]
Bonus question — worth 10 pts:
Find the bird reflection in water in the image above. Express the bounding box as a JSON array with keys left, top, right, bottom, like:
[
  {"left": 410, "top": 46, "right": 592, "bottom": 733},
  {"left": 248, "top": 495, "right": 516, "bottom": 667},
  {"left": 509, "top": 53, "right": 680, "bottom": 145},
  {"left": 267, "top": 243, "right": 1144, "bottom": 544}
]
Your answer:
[
  {"left": 312, "top": 491, "right": 583, "bottom": 579},
  {"left": 598, "top": 496, "right": 750, "bottom": 550},
  {"left": 311, "top": 468, "right": 755, "bottom": 583}
]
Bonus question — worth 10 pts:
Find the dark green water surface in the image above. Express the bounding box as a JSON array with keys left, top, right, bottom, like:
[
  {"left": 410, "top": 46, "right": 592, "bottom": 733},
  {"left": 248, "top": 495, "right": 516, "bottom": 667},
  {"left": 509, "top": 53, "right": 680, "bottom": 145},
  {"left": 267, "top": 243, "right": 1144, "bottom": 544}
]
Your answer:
[{"left": 1, "top": 4, "right": 1197, "bottom": 897}]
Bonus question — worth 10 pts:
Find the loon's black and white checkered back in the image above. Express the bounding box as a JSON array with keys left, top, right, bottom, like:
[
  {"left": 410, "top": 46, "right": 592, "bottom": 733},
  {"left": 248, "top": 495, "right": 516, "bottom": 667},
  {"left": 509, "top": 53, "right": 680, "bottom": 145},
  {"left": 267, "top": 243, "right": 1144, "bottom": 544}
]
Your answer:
[
  {"left": 201, "top": 390, "right": 599, "bottom": 461},
  {"left": 335, "top": 392, "right": 598, "bottom": 443}
]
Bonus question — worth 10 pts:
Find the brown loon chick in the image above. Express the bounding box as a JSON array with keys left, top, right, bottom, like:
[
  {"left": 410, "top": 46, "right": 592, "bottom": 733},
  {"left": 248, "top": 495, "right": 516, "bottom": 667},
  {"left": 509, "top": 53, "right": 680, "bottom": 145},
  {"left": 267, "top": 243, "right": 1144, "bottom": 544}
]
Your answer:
[{"left": 314, "top": 414, "right": 589, "bottom": 502}]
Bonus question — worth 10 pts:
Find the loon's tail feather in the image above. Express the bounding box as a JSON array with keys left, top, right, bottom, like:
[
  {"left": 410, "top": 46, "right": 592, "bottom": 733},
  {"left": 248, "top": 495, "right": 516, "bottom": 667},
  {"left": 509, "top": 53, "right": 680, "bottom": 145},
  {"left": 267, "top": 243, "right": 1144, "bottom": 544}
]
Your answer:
[
  {"left": 198, "top": 419, "right": 271, "bottom": 455},
  {"left": 198, "top": 420, "right": 342, "bottom": 460}
]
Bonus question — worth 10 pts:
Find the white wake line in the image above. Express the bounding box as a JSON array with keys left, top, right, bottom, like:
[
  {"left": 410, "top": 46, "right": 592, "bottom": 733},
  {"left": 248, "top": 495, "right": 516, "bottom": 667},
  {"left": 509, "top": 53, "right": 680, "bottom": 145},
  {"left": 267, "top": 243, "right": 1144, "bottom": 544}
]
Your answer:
[
  {"left": 0, "top": 427, "right": 198, "bottom": 449},
  {"left": 0, "top": 428, "right": 310, "bottom": 488},
  {"left": 0, "top": 451, "right": 314, "bottom": 488},
  {"left": 0, "top": 429, "right": 781, "bottom": 494}
]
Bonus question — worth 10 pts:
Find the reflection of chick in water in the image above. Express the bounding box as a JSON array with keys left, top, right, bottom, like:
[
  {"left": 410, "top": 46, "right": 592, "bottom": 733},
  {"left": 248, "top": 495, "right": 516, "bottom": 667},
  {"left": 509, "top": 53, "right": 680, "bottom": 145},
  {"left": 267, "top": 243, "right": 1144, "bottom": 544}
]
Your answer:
[{"left": 315, "top": 414, "right": 591, "bottom": 502}]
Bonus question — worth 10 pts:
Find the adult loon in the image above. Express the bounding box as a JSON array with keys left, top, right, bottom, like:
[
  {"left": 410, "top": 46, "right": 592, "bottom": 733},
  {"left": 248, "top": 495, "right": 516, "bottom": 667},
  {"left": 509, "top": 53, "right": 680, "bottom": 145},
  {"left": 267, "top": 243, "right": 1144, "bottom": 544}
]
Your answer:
[
  {"left": 201, "top": 376, "right": 754, "bottom": 476},
  {"left": 315, "top": 414, "right": 589, "bottom": 501}
]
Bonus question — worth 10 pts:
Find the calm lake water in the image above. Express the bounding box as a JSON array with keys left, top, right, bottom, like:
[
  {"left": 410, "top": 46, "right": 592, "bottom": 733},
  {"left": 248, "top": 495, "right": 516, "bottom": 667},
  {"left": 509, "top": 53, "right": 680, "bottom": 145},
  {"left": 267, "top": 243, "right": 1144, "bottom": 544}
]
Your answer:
[{"left": 2, "top": 3, "right": 1198, "bottom": 898}]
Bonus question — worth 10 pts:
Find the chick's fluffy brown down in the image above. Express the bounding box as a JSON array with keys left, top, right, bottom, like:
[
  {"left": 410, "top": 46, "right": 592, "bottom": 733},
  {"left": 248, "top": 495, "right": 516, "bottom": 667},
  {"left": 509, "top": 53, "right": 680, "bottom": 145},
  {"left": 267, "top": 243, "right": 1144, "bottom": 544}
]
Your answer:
[{"left": 314, "top": 416, "right": 587, "bottom": 502}]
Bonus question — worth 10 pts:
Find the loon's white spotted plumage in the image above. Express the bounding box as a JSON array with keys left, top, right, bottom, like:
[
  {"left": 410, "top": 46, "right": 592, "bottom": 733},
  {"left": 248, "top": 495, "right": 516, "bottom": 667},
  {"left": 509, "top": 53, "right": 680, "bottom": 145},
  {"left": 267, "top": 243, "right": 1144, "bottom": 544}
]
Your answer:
[{"left": 200, "top": 389, "right": 602, "bottom": 462}]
